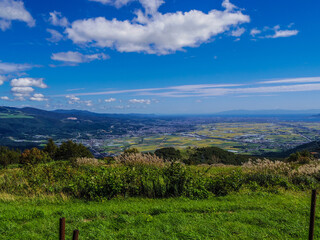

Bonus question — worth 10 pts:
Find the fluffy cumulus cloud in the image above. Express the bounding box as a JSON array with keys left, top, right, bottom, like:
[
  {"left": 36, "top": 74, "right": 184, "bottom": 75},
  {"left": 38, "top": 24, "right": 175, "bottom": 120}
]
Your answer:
[
  {"left": 67, "top": 0, "right": 250, "bottom": 54},
  {"left": 10, "top": 78, "right": 47, "bottom": 100},
  {"left": 66, "top": 95, "right": 92, "bottom": 106},
  {"left": 30, "top": 93, "right": 48, "bottom": 101},
  {"left": 51, "top": 51, "right": 109, "bottom": 64},
  {"left": 11, "top": 78, "right": 47, "bottom": 88},
  {"left": 66, "top": 95, "right": 80, "bottom": 104},
  {"left": 129, "top": 99, "right": 151, "bottom": 104},
  {"left": 0, "top": 0, "right": 35, "bottom": 31},
  {"left": 105, "top": 98, "right": 116, "bottom": 102},
  {"left": 0, "top": 96, "right": 10, "bottom": 100},
  {"left": 49, "top": 11, "right": 69, "bottom": 27}
]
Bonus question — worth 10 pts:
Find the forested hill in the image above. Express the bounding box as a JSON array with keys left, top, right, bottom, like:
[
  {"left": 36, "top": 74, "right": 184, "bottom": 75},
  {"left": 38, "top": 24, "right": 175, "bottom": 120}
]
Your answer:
[
  {"left": 0, "top": 106, "right": 193, "bottom": 149},
  {"left": 263, "top": 141, "right": 320, "bottom": 158}
]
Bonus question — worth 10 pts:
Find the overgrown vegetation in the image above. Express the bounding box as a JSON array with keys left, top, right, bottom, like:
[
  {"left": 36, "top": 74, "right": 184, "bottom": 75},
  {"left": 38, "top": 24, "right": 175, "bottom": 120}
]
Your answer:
[
  {"left": 0, "top": 141, "right": 319, "bottom": 201},
  {"left": 0, "top": 141, "right": 319, "bottom": 239},
  {"left": 0, "top": 139, "right": 93, "bottom": 168}
]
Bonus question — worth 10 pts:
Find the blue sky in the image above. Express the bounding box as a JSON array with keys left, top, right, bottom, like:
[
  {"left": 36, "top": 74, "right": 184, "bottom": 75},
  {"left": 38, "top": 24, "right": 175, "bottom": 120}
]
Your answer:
[{"left": 0, "top": 0, "right": 319, "bottom": 114}]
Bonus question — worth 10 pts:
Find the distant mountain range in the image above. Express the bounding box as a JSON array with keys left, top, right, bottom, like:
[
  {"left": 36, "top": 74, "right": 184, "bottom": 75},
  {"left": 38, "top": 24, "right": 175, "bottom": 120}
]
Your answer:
[
  {"left": 0, "top": 106, "right": 193, "bottom": 149},
  {"left": 0, "top": 106, "right": 162, "bottom": 149},
  {"left": 215, "top": 109, "right": 320, "bottom": 115}
]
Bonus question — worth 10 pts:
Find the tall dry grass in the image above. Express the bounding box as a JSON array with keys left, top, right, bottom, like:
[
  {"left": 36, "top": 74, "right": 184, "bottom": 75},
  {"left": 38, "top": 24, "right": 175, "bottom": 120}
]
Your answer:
[
  {"left": 243, "top": 158, "right": 320, "bottom": 177},
  {"left": 114, "top": 153, "right": 167, "bottom": 167}
]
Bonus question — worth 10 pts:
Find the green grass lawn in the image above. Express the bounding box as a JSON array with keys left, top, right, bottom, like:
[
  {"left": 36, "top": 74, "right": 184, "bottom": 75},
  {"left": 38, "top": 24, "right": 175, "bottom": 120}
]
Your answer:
[{"left": 0, "top": 191, "right": 317, "bottom": 239}]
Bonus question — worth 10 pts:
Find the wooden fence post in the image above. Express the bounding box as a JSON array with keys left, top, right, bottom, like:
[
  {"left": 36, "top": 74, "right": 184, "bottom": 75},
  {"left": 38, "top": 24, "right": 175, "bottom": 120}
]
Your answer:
[
  {"left": 309, "top": 189, "right": 317, "bottom": 240},
  {"left": 72, "top": 230, "right": 79, "bottom": 240},
  {"left": 59, "top": 217, "right": 66, "bottom": 240}
]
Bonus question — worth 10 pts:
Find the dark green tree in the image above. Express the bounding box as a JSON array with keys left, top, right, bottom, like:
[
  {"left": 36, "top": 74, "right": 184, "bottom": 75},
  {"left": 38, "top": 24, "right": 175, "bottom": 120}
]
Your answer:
[
  {"left": 124, "top": 148, "right": 139, "bottom": 154},
  {"left": 43, "top": 139, "right": 58, "bottom": 159},
  {"left": 55, "top": 140, "right": 94, "bottom": 160},
  {"left": 154, "top": 147, "right": 182, "bottom": 161},
  {"left": 0, "top": 146, "right": 20, "bottom": 168}
]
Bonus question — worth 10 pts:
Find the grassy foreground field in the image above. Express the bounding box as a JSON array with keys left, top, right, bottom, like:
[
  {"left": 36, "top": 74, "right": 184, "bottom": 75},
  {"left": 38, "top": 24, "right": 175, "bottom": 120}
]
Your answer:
[{"left": 0, "top": 191, "right": 318, "bottom": 240}]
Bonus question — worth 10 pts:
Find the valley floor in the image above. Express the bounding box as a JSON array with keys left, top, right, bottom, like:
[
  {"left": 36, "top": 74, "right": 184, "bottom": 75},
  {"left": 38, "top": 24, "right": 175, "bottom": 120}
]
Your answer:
[{"left": 0, "top": 191, "right": 317, "bottom": 239}]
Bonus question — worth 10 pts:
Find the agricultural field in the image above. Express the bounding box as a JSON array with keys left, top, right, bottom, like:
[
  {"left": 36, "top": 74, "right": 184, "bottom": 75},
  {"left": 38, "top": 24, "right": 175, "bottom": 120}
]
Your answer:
[
  {"left": 99, "top": 122, "right": 320, "bottom": 155},
  {"left": 0, "top": 113, "right": 34, "bottom": 119}
]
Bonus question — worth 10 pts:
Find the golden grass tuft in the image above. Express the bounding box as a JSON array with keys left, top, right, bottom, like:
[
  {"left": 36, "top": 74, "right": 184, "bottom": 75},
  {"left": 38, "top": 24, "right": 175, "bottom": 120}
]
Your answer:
[{"left": 115, "top": 153, "right": 167, "bottom": 167}]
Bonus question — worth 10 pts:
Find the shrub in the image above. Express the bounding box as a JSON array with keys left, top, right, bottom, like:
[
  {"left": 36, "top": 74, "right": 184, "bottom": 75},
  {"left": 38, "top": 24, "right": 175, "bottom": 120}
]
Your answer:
[
  {"left": 124, "top": 148, "right": 139, "bottom": 154},
  {"left": 206, "top": 170, "right": 243, "bottom": 196},
  {"left": 186, "top": 147, "right": 249, "bottom": 165},
  {"left": 55, "top": 140, "right": 94, "bottom": 160},
  {"left": 154, "top": 147, "right": 182, "bottom": 162},
  {"left": 287, "top": 150, "right": 314, "bottom": 164},
  {"left": 20, "top": 148, "right": 52, "bottom": 165},
  {"left": 0, "top": 146, "right": 20, "bottom": 168}
]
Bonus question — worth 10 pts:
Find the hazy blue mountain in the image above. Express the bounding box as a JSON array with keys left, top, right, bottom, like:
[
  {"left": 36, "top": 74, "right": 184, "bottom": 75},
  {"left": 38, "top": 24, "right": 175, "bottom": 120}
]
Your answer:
[{"left": 215, "top": 109, "right": 320, "bottom": 115}]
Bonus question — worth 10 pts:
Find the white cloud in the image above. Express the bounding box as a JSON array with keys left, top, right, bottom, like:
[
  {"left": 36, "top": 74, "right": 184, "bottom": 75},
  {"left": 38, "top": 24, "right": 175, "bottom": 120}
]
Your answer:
[
  {"left": 231, "top": 27, "right": 245, "bottom": 37},
  {"left": 222, "top": 0, "right": 237, "bottom": 12},
  {"left": 49, "top": 11, "right": 69, "bottom": 27},
  {"left": 67, "top": 1, "right": 250, "bottom": 54},
  {"left": 0, "top": 0, "right": 35, "bottom": 30},
  {"left": 10, "top": 78, "right": 47, "bottom": 100},
  {"left": 66, "top": 95, "right": 80, "bottom": 104},
  {"left": 266, "top": 29, "right": 298, "bottom": 38},
  {"left": 11, "top": 86, "right": 34, "bottom": 98},
  {"left": 0, "top": 75, "right": 6, "bottom": 85},
  {"left": 259, "top": 77, "right": 320, "bottom": 84},
  {"left": 84, "top": 100, "right": 93, "bottom": 106},
  {"left": 252, "top": 25, "right": 298, "bottom": 39},
  {"left": 138, "top": 0, "right": 164, "bottom": 15},
  {"left": 10, "top": 77, "right": 47, "bottom": 88},
  {"left": 47, "top": 29, "right": 64, "bottom": 42},
  {"left": 0, "top": 19, "right": 11, "bottom": 31},
  {"left": 89, "top": 0, "right": 163, "bottom": 14},
  {"left": 250, "top": 28, "right": 261, "bottom": 37},
  {"left": 0, "top": 62, "right": 33, "bottom": 74},
  {"left": 89, "top": 0, "right": 132, "bottom": 8},
  {"left": 129, "top": 99, "right": 151, "bottom": 104},
  {"left": 105, "top": 98, "right": 116, "bottom": 102},
  {"left": 66, "top": 95, "right": 93, "bottom": 106},
  {"left": 51, "top": 51, "right": 109, "bottom": 64},
  {"left": 30, "top": 93, "right": 48, "bottom": 101},
  {"left": 0, "top": 96, "right": 10, "bottom": 100},
  {"left": 57, "top": 76, "right": 320, "bottom": 98}
]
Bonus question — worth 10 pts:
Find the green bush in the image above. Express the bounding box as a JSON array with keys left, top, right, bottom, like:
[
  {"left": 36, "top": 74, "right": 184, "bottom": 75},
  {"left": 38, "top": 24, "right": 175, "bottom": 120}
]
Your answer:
[
  {"left": 206, "top": 170, "right": 243, "bottom": 196},
  {"left": 55, "top": 140, "right": 94, "bottom": 160}
]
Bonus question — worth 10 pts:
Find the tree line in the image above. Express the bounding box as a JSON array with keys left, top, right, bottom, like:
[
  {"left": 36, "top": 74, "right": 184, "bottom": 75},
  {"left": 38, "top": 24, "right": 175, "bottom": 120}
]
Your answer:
[{"left": 0, "top": 139, "right": 93, "bottom": 167}]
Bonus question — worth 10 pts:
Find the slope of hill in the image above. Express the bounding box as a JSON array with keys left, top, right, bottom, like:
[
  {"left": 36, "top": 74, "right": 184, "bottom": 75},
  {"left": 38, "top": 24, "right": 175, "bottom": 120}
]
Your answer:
[
  {"left": 263, "top": 141, "right": 320, "bottom": 158},
  {"left": 0, "top": 106, "right": 193, "bottom": 150}
]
